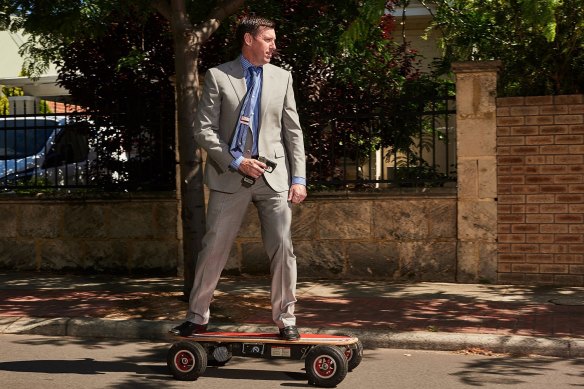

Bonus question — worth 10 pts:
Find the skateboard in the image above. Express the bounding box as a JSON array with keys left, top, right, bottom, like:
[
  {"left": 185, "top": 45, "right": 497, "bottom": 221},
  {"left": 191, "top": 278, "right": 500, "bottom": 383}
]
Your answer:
[{"left": 167, "top": 331, "right": 363, "bottom": 387}]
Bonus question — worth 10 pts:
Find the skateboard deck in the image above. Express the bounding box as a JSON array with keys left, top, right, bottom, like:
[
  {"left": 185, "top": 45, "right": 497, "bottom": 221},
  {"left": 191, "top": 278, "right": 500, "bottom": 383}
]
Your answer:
[{"left": 176, "top": 331, "right": 359, "bottom": 346}]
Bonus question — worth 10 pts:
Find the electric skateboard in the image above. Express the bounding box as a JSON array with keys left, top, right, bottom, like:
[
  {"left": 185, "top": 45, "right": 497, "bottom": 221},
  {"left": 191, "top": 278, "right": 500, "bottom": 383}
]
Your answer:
[{"left": 167, "top": 331, "right": 363, "bottom": 387}]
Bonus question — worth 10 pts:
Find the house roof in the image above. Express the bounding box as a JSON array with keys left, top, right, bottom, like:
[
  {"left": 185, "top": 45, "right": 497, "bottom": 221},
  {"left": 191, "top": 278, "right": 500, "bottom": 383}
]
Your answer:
[
  {"left": 1, "top": 75, "right": 69, "bottom": 98},
  {"left": 0, "top": 30, "right": 68, "bottom": 99}
]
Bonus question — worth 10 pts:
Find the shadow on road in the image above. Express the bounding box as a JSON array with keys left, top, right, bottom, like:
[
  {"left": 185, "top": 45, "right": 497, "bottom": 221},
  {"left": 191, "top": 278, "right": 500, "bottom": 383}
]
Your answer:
[{"left": 451, "top": 355, "right": 584, "bottom": 387}]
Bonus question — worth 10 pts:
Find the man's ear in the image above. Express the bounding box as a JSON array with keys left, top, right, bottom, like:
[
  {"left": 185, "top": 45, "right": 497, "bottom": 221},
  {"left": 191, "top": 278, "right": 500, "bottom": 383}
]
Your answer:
[{"left": 244, "top": 32, "right": 254, "bottom": 46}]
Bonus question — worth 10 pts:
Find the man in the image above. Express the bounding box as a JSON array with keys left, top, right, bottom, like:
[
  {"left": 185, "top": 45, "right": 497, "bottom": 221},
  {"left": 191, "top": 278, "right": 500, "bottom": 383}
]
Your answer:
[{"left": 170, "top": 16, "right": 307, "bottom": 341}]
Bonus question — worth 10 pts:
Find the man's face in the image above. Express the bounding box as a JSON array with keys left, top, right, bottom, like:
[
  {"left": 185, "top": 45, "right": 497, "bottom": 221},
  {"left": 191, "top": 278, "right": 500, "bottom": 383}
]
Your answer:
[{"left": 245, "top": 27, "right": 276, "bottom": 66}]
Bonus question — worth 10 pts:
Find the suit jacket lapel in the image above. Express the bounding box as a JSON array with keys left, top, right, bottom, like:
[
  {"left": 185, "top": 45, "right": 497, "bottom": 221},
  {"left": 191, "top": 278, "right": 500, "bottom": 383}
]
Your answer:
[
  {"left": 226, "top": 58, "right": 246, "bottom": 101},
  {"left": 259, "top": 64, "right": 274, "bottom": 131},
  {"left": 225, "top": 59, "right": 273, "bottom": 133}
]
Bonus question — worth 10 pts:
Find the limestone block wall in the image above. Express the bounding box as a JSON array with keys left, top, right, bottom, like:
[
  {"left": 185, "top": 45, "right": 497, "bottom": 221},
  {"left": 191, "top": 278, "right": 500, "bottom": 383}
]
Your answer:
[
  {"left": 227, "top": 191, "right": 458, "bottom": 281},
  {"left": 0, "top": 191, "right": 457, "bottom": 282},
  {"left": 0, "top": 193, "right": 180, "bottom": 273},
  {"left": 497, "top": 94, "right": 584, "bottom": 285},
  {"left": 452, "top": 61, "right": 501, "bottom": 284}
]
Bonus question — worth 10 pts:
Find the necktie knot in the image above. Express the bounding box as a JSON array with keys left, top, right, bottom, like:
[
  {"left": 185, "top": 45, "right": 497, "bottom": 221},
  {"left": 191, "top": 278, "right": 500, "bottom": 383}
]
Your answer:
[{"left": 248, "top": 66, "right": 260, "bottom": 84}]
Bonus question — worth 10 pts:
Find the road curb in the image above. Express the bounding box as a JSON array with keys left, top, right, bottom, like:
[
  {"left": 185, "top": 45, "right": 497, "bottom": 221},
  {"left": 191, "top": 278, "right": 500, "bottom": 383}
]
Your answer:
[{"left": 3, "top": 316, "right": 583, "bottom": 358}]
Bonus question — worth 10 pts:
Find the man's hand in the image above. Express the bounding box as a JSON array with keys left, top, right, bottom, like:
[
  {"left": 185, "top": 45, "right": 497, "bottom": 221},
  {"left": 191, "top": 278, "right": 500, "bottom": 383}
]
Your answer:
[
  {"left": 288, "top": 184, "right": 307, "bottom": 204},
  {"left": 239, "top": 158, "right": 267, "bottom": 179}
]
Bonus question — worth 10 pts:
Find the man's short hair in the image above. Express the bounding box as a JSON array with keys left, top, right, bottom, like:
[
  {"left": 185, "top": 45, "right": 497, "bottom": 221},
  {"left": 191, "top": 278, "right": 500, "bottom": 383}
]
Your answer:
[{"left": 236, "top": 15, "right": 276, "bottom": 47}]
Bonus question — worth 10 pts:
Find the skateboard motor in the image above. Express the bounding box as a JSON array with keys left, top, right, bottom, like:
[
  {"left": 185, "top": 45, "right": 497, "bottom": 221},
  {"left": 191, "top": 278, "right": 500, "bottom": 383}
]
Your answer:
[{"left": 212, "top": 346, "right": 231, "bottom": 362}]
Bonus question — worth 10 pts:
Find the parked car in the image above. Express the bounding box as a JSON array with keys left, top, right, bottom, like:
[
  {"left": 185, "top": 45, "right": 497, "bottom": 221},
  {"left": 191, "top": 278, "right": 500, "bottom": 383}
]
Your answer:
[{"left": 0, "top": 116, "right": 91, "bottom": 187}]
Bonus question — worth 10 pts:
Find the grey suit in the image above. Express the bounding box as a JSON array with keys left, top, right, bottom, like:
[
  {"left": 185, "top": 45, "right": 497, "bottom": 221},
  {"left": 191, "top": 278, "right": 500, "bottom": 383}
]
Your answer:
[{"left": 186, "top": 57, "right": 306, "bottom": 329}]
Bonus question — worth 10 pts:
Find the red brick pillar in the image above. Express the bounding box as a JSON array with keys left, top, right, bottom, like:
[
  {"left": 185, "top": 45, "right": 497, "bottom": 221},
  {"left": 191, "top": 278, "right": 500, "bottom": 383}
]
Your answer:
[{"left": 497, "top": 94, "right": 584, "bottom": 285}]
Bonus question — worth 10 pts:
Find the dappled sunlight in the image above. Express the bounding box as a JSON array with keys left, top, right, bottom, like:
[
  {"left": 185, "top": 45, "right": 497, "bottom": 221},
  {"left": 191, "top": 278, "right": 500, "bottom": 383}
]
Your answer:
[
  {"left": 0, "top": 272, "right": 183, "bottom": 292},
  {"left": 451, "top": 355, "right": 575, "bottom": 387},
  {"left": 2, "top": 273, "right": 584, "bottom": 340},
  {"left": 287, "top": 295, "right": 584, "bottom": 338}
]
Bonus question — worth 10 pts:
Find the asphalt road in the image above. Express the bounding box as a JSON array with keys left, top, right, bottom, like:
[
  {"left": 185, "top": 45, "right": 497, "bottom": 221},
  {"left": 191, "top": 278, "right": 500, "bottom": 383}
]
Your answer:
[{"left": 0, "top": 334, "right": 583, "bottom": 388}]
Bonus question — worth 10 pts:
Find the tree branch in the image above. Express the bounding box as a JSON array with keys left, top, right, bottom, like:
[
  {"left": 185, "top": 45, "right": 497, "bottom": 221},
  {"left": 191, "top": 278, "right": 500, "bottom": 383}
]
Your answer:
[{"left": 195, "top": 0, "right": 245, "bottom": 44}]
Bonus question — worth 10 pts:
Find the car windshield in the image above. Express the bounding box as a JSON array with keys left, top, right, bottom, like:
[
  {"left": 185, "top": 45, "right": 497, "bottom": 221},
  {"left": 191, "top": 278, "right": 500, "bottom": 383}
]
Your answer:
[{"left": 0, "top": 119, "right": 59, "bottom": 160}]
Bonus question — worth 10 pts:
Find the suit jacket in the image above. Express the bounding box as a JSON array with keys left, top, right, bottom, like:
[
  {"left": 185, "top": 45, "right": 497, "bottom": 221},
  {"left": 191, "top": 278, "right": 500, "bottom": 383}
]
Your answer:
[{"left": 194, "top": 58, "right": 306, "bottom": 193}]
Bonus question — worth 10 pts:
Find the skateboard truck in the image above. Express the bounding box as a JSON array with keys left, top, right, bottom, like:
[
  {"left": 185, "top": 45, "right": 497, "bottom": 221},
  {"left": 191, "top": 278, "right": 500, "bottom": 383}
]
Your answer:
[{"left": 242, "top": 156, "right": 277, "bottom": 187}]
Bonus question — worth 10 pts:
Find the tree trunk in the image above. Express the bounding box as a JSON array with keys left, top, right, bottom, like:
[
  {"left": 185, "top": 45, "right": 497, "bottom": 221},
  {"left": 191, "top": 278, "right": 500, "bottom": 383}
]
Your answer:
[
  {"left": 166, "top": 0, "right": 245, "bottom": 298},
  {"left": 169, "top": 2, "right": 207, "bottom": 299}
]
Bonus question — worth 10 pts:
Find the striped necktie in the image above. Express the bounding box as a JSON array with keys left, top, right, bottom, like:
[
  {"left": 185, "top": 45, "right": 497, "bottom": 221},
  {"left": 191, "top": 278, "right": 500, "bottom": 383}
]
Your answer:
[{"left": 230, "top": 66, "right": 260, "bottom": 158}]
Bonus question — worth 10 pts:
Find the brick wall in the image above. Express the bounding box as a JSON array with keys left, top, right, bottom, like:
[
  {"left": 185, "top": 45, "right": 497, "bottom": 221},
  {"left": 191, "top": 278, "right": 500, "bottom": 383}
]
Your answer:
[{"left": 497, "top": 95, "right": 584, "bottom": 285}]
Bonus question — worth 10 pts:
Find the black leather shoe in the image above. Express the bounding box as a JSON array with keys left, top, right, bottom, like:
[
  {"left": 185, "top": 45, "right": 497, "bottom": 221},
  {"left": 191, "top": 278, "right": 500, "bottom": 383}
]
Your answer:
[
  {"left": 279, "top": 325, "right": 300, "bottom": 341},
  {"left": 169, "top": 321, "right": 208, "bottom": 337}
]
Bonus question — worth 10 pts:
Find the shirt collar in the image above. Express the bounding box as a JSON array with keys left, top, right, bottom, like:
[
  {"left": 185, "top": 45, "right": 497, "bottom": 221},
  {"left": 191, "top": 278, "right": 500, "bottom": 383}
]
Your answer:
[{"left": 240, "top": 55, "right": 262, "bottom": 75}]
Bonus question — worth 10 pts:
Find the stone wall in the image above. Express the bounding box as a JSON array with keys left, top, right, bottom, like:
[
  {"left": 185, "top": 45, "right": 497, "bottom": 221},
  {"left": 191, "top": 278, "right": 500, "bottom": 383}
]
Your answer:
[
  {"left": 0, "top": 190, "right": 457, "bottom": 281},
  {"left": 227, "top": 191, "right": 458, "bottom": 281},
  {"left": 6, "top": 61, "right": 584, "bottom": 286},
  {"left": 497, "top": 94, "right": 584, "bottom": 285},
  {"left": 451, "top": 61, "right": 501, "bottom": 284},
  {"left": 452, "top": 61, "right": 584, "bottom": 286},
  {"left": 0, "top": 193, "right": 180, "bottom": 273}
]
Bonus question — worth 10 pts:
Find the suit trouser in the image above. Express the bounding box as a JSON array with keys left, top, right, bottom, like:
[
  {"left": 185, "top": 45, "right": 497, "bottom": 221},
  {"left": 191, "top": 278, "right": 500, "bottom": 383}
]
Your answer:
[{"left": 186, "top": 176, "right": 297, "bottom": 328}]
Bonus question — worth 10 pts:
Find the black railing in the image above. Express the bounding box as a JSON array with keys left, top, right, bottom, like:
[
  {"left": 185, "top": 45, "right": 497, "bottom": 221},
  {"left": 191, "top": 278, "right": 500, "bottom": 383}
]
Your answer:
[
  {"left": 0, "top": 101, "right": 175, "bottom": 191},
  {"left": 2, "top": 85, "right": 455, "bottom": 192},
  {"left": 305, "top": 85, "right": 456, "bottom": 190}
]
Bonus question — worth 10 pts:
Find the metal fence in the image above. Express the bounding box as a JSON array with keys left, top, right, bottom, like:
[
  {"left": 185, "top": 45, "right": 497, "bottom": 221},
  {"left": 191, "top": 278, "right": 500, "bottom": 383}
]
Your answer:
[
  {"left": 0, "top": 101, "right": 175, "bottom": 191},
  {"left": 2, "top": 85, "right": 455, "bottom": 192},
  {"left": 305, "top": 85, "right": 456, "bottom": 190}
]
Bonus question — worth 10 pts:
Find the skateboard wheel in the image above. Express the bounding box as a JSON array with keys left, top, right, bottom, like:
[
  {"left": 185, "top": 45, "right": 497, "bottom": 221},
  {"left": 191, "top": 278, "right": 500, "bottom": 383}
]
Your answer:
[
  {"left": 342, "top": 339, "right": 363, "bottom": 371},
  {"left": 334, "top": 332, "right": 363, "bottom": 371},
  {"left": 305, "top": 345, "right": 348, "bottom": 388},
  {"left": 167, "top": 341, "right": 207, "bottom": 380}
]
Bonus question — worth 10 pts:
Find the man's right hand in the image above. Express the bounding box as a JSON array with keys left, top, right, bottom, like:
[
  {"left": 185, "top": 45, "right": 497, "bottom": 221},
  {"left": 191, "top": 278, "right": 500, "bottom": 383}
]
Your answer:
[{"left": 238, "top": 158, "right": 267, "bottom": 179}]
